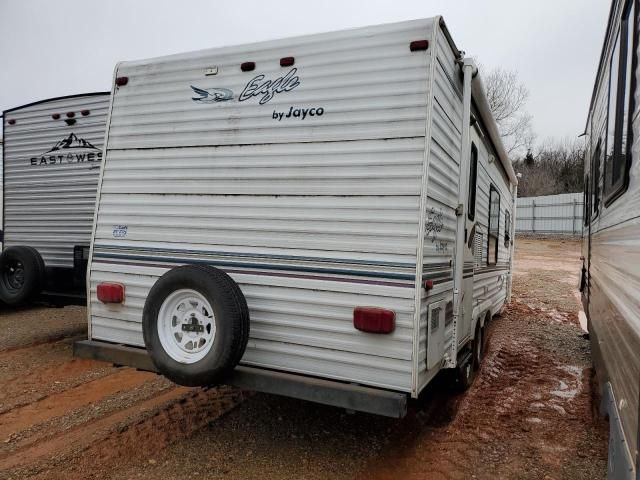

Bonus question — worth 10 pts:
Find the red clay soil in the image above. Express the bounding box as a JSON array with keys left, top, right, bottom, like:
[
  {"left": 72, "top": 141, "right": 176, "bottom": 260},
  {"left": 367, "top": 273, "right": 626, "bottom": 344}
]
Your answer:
[
  {"left": 358, "top": 238, "right": 608, "bottom": 480},
  {"left": 0, "top": 306, "right": 248, "bottom": 480}
]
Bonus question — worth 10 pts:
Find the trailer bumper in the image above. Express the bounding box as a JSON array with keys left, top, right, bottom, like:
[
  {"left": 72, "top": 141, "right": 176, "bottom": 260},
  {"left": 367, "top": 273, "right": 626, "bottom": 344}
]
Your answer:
[{"left": 73, "top": 339, "right": 408, "bottom": 418}]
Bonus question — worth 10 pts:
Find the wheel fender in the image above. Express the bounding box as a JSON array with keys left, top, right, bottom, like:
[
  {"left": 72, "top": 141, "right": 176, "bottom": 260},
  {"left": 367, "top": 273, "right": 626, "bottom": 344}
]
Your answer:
[{"left": 471, "top": 316, "right": 480, "bottom": 340}]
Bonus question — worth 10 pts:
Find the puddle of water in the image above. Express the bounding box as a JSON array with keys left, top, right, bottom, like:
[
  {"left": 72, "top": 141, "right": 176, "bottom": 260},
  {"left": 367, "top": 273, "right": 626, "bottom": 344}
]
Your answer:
[{"left": 550, "top": 366, "right": 584, "bottom": 400}]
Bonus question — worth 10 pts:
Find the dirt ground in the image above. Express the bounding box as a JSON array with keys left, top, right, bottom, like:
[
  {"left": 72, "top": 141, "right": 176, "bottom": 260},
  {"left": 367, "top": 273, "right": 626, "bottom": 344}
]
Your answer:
[{"left": 0, "top": 238, "right": 608, "bottom": 480}]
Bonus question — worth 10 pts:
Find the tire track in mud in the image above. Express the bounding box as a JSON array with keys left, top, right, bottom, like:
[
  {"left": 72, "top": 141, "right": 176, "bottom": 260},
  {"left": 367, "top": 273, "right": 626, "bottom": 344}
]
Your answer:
[
  {"left": 0, "top": 386, "right": 189, "bottom": 474},
  {"left": 0, "top": 368, "right": 154, "bottom": 441},
  {"left": 0, "top": 334, "right": 82, "bottom": 355},
  {"left": 0, "top": 356, "right": 114, "bottom": 415},
  {"left": 360, "top": 303, "right": 607, "bottom": 479},
  {"left": 0, "top": 307, "right": 249, "bottom": 480},
  {"left": 0, "top": 305, "right": 86, "bottom": 353},
  {"left": 5, "top": 386, "right": 247, "bottom": 480}
]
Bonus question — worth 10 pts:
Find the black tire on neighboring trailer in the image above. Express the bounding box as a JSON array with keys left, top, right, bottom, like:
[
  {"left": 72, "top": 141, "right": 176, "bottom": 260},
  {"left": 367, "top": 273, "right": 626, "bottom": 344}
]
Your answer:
[
  {"left": 142, "top": 265, "right": 250, "bottom": 387},
  {"left": 0, "top": 246, "right": 46, "bottom": 305},
  {"left": 23, "top": 246, "right": 46, "bottom": 285}
]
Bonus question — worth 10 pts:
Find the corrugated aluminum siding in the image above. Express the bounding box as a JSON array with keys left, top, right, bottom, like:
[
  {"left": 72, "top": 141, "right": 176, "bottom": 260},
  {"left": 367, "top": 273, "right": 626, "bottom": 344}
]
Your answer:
[
  {"left": 108, "top": 20, "right": 434, "bottom": 150},
  {"left": 470, "top": 125, "right": 512, "bottom": 322},
  {"left": 417, "top": 28, "right": 461, "bottom": 390},
  {"left": 584, "top": 0, "right": 640, "bottom": 469},
  {"left": 516, "top": 192, "right": 583, "bottom": 235},
  {"left": 3, "top": 94, "right": 110, "bottom": 268},
  {"left": 90, "top": 19, "right": 438, "bottom": 392},
  {"left": 0, "top": 142, "right": 3, "bottom": 228}
]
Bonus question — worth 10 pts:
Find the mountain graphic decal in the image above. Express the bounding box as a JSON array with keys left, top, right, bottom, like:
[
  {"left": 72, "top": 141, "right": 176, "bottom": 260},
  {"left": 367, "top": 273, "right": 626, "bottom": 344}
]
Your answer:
[{"left": 45, "top": 133, "right": 97, "bottom": 153}]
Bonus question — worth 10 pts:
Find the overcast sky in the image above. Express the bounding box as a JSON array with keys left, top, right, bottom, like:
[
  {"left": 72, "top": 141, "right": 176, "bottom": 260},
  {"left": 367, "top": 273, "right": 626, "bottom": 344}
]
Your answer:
[{"left": 0, "top": 0, "right": 610, "bottom": 146}]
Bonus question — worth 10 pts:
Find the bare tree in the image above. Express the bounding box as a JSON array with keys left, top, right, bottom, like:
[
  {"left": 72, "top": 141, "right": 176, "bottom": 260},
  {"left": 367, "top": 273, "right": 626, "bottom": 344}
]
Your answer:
[
  {"left": 483, "top": 67, "right": 535, "bottom": 158},
  {"left": 512, "top": 138, "right": 584, "bottom": 197}
]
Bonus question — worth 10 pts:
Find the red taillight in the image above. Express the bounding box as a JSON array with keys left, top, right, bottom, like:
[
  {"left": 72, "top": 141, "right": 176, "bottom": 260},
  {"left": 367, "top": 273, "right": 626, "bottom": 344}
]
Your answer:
[
  {"left": 409, "top": 40, "right": 429, "bottom": 52},
  {"left": 7, "top": 119, "right": 15, "bottom": 125},
  {"left": 423, "top": 279, "right": 434, "bottom": 291},
  {"left": 115, "top": 76, "right": 128, "bottom": 86},
  {"left": 97, "top": 283, "right": 125, "bottom": 304},
  {"left": 241, "top": 62, "right": 256, "bottom": 72},
  {"left": 66, "top": 111, "right": 75, "bottom": 118},
  {"left": 280, "top": 56, "right": 295, "bottom": 67},
  {"left": 353, "top": 307, "right": 395, "bottom": 334},
  {"left": 52, "top": 113, "right": 60, "bottom": 120},
  {"left": 81, "top": 109, "right": 90, "bottom": 116}
]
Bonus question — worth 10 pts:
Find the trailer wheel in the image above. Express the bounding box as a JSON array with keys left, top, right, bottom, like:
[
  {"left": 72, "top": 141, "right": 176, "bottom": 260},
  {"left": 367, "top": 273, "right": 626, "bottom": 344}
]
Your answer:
[
  {"left": 473, "top": 321, "right": 484, "bottom": 371},
  {"left": 453, "top": 323, "right": 483, "bottom": 392},
  {"left": 23, "top": 246, "right": 46, "bottom": 282},
  {"left": 454, "top": 350, "right": 477, "bottom": 392},
  {"left": 0, "top": 246, "right": 45, "bottom": 305},
  {"left": 142, "top": 265, "right": 249, "bottom": 387}
]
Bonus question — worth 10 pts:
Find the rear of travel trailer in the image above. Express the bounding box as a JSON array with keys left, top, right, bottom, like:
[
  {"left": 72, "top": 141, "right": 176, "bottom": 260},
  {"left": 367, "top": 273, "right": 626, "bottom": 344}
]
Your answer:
[
  {"left": 581, "top": 0, "right": 640, "bottom": 477},
  {"left": 1, "top": 93, "right": 110, "bottom": 305},
  {"left": 75, "top": 17, "right": 517, "bottom": 416}
]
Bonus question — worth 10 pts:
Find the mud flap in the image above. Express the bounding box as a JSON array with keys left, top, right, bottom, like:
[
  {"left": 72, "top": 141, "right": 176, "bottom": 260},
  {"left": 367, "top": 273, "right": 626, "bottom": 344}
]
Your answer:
[{"left": 73, "top": 245, "right": 90, "bottom": 289}]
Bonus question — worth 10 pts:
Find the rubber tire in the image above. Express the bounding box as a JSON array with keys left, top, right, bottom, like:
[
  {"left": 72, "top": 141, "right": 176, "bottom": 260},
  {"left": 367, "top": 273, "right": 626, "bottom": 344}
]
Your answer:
[
  {"left": 23, "top": 246, "right": 46, "bottom": 290},
  {"left": 142, "top": 265, "right": 249, "bottom": 387},
  {"left": 0, "top": 246, "right": 46, "bottom": 305},
  {"left": 196, "top": 265, "right": 250, "bottom": 369},
  {"left": 453, "top": 325, "right": 482, "bottom": 393},
  {"left": 455, "top": 356, "right": 477, "bottom": 392},
  {"left": 473, "top": 322, "right": 483, "bottom": 371}
]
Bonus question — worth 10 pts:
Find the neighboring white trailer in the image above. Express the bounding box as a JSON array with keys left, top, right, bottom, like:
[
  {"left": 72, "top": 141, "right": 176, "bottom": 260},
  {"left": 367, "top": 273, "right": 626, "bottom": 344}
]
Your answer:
[
  {"left": 581, "top": 0, "right": 640, "bottom": 477},
  {"left": 75, "top": 17, "right": 517, "bottom": 416},
  {"left": 1, "top": 93, "right": 110, "bottom": 305}
]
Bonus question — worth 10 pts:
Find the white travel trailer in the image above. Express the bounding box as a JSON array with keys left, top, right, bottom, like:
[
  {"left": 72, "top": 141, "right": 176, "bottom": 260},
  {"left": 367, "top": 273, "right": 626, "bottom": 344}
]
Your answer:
[
  {"left": 75, "top": 17, "right": 517, "bottom": 416},
  {"left": 1, "top": 93, "right": 110, "bottom": 305},
  {"left": 581, "top": 0, "right": 640, "bottom": 477}
]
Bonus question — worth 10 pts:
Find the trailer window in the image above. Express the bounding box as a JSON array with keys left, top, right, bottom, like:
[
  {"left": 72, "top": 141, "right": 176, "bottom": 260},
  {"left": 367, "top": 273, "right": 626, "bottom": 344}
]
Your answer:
[
  {"left": 591, "top": 141, "right": 602, "bottom": 219},
  {"left": 487, "top": 185, "right": 500, "bottom": 265},
  {"left": 504, "top": 210, "right": 511, "bottom": 248},
  {"left": 468, "top": 143, "right": 478, "bottom": 221},
  {"left": 604, "top": 0, "right": 636, "bottom": 205},
  {"left": 584, "top": 177, "right": 590, "bottom": 227}
]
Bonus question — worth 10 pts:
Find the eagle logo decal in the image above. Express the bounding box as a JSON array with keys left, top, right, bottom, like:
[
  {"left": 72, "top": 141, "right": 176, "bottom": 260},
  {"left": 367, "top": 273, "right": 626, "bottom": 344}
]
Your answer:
[{"left": 190, "top": 86, "right": 234, "bottom": 103}]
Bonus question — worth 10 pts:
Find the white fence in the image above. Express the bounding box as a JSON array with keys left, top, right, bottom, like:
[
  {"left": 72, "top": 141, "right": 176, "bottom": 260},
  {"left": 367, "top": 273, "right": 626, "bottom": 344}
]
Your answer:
[{"left": 516, "top": 192, "right": 583, "bottom": 235}]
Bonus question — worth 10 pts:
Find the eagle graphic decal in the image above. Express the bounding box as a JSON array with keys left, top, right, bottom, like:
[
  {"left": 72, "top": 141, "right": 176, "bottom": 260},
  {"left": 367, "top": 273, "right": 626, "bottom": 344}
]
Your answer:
[{"left": 190, "top": 86, "right": 234, "bottom": 103}]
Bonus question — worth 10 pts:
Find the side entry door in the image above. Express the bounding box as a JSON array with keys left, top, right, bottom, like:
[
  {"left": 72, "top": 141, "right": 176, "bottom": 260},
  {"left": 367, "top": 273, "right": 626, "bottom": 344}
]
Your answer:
[{"left": 459, "top": 138, "right": 480, "bottom": 345}]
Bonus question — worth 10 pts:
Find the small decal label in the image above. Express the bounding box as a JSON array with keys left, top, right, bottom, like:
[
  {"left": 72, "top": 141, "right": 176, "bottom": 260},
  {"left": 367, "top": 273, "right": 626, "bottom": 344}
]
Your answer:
[
  {"left": 112, "top": 225, "right": 128, "bottom": 238},
  {"left": 425, "top": 208, "right": 444, "bottom": 242},
  {"left": 272, "top": 106, "right": 324, "bottom": 121},
  {"left": 436, "top": 240, "right": 449, "bottom": 253}
]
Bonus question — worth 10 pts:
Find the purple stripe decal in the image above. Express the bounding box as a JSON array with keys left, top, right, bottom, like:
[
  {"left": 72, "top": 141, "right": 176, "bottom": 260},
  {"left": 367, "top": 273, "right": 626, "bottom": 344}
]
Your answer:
[{"left": 93, "top": 258, "right": 415, "bottom": 288}]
